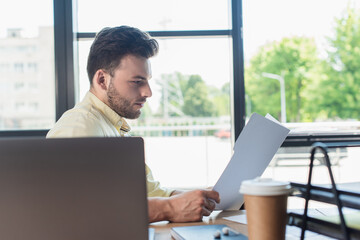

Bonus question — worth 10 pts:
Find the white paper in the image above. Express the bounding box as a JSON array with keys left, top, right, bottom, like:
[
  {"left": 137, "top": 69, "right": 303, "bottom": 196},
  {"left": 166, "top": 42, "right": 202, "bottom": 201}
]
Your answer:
[
  {"left": 222, "top": 210, "right": 247, "bottom": 224},
  {"left": 265, "top": 113, "right": 280, "bottom": 123},
  {"left": 213, "top": 113, "right": 290, "bottom": 210}
]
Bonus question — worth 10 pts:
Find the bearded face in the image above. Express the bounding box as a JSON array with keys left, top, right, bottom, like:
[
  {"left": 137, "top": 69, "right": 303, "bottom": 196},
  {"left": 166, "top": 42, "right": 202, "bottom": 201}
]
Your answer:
[
  {"left": 98, "top": 55, "right": 152, "bottom": 119},
  {"left": 107, "top": 78, "right": 145, "bottom": 119}
]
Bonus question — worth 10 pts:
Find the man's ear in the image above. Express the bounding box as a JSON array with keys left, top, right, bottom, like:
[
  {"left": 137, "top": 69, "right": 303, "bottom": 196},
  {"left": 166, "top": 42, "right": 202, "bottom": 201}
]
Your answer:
[{"left": 93, "top": 69, "right": 110, "bottom": 91}]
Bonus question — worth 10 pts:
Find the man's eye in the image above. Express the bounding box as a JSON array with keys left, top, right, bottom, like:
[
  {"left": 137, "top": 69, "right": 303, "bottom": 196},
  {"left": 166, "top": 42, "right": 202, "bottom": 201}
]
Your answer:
[{"left": 132, "top": 81, "right": 142, "bottom": 84}]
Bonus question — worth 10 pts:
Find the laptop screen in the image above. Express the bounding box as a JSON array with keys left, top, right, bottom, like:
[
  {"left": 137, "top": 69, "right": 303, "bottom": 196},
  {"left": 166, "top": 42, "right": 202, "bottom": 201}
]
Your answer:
[{"left": 0, "top": 137, "right": 148, "bottom": 240}]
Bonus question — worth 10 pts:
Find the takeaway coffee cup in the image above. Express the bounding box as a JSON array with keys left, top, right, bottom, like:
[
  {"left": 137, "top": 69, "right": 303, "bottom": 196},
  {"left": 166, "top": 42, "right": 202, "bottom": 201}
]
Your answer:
[{"left": 240, "top": 178, "right": 291, "bottom": 240}]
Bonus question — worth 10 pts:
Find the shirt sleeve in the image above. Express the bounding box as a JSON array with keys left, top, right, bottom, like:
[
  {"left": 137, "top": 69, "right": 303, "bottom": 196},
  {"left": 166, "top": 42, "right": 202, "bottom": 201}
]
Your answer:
[{"left": 145, "top": 164, "right": 175, "bottom": 197}]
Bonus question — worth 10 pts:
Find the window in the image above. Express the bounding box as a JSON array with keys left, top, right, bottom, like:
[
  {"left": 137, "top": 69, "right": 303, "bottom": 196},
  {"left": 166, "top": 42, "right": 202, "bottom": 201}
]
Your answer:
[
  {"left": 0, "top": 0, "right": 55, "bottom": 131},
  {"left": 15, "top": 102, "right": 25, "bottom": 111},
  {"left": 76, "top": 0, "right": 233, "bottom": 188},
  {"left": 2, "top": 0, "right": 358, "bottom": 195},
  {"left": 14, "top": 82, "right": 25, "bottom": 90},
  {"left": 243, "top": 0, "right": 360, "bottom": 192},
  {"left": 14, "top": 63, "right": 24, "bottom": 73},
  {"left": 27, "top": 62, "right": 37, "bottom": 72},
  {"left": 0, "top": 63, "right": 10, "bottom": 73},
  {"left": 244, "top": 0, "right": 360, "bottom": 131}
]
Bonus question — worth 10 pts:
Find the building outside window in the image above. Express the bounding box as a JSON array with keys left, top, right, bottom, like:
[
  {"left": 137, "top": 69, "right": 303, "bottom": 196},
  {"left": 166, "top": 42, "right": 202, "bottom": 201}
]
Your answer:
[{"left": 0, "top": 0, "right": 55, "bottom": 131}]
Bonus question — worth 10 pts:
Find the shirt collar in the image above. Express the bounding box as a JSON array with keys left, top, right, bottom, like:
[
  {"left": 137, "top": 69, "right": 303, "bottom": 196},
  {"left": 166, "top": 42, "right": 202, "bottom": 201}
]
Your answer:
[{"left": 85, "top": 91, "right": 131, "bottom": 133}]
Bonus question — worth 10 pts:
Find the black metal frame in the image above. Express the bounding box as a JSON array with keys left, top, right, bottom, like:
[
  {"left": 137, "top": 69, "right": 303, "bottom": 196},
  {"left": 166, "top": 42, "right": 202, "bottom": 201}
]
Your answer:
[
  {"left": 283, "top": 134, "right": 360, "bottom": 147},
  {"left": 231, "top": 0, "right": 246, "bottom": 140},
  {"left": 288, "top": 142, "right": 360, "bottom": 240},
  {"left": 301, "top": 142, "right": 349, "bottom": 239},
  {"left": 77, "top": 30, "right": 232, "bottom": 39},
  {"left": 53, "top": 0, "right": 76, "bottom": 120},
  {"left": 2, "top": 0, "right": 360, "bottom": 147}
]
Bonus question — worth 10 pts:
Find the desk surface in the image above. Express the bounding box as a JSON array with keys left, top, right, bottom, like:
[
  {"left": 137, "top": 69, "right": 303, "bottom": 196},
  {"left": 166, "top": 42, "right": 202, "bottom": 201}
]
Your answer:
[{"left": 150, "top": 210, "right": 248, "bottom": 240}]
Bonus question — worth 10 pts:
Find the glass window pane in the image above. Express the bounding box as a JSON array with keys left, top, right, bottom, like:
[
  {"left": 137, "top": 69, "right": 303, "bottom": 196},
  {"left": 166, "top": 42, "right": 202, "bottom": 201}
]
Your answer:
[
  {"left": 243, "top": 0, "right": 360, "bottom": 135},
  {"left": 77, "top": 37, "right": 233, "bottom": 188},
  {"left": 0, "top": 0, "right": 55, "bottom": 130},
  {"left": 244, "top": 0, "right": 360, "bottom": 209},
  {"left": 76, "top": 0, "right": 230, "bottom": 32}
]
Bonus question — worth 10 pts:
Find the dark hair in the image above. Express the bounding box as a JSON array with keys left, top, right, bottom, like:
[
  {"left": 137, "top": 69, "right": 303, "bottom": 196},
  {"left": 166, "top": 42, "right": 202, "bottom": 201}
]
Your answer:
[{"left": 87, "top": 26, "right": 159, "bottom": 84}]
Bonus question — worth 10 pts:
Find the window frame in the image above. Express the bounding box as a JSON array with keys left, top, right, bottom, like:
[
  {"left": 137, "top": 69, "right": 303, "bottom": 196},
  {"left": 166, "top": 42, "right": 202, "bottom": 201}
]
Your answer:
[
  {"left": 2, "top": 0, "right": 360, "bottom": 147},
  {"left": 74, "top": 0, "right": 245, "bottom": 144}
]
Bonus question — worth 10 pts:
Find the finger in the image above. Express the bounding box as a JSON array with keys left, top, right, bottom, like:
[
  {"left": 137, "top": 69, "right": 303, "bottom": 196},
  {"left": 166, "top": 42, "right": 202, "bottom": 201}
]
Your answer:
[
  {"left": 202, "top": 206, "right": 212, "bottom": 216},
  {"left": 204, "top": 190, "right": 220, "bottom": 203},
  {"left": 204, "top": 198, "right": 216, "bottom": 211}
]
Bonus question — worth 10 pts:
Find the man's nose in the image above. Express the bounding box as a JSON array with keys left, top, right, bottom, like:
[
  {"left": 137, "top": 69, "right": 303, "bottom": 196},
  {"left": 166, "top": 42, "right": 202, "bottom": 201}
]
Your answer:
[{"left": 142, "top": 83, "right": 152, "bottom": 98}]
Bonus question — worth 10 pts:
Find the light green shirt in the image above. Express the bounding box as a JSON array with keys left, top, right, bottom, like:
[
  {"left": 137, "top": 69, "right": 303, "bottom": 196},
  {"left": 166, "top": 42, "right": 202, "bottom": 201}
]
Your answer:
[{"left": 47, "top": 91, "right": 173, "bottom": 197}]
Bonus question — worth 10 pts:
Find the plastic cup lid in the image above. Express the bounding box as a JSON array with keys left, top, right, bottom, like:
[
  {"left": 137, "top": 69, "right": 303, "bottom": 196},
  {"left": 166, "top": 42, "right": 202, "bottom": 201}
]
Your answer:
[{"left": 239, "top": 177, "right": 291, "bottom": 196}]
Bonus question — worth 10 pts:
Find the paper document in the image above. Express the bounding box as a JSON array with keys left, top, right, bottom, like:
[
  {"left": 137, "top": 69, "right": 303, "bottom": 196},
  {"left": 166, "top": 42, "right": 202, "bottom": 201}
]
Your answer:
[
  {"left": 222, "top": 210, "right": 248, "bottom": 224},
  {"left": 213, "top": 113, "right": 290, "bottom": 210}
]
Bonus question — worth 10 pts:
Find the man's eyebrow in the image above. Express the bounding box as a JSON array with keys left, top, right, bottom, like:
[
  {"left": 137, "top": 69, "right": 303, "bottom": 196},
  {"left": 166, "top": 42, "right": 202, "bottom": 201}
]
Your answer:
[{"left": 132, "top": 75, "right": 148, "bottom": 80}]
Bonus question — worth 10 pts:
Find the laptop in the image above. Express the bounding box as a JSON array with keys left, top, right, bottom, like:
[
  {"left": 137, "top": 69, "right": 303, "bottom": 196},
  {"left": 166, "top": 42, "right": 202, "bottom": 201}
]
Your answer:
[{"left": 0, "top": 137, "right": 149, "bottom": 240}]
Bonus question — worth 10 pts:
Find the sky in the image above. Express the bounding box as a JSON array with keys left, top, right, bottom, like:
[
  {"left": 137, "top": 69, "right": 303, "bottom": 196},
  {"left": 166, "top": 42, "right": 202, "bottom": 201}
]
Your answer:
[{"left": 242, "top": 0, "right": 360, "bottom": 62}]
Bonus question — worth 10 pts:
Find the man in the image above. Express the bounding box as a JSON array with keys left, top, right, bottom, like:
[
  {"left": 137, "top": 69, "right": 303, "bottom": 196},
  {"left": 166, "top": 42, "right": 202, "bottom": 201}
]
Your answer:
[{"left": 47, "top": 26, "right": 220, "bottom": 223}]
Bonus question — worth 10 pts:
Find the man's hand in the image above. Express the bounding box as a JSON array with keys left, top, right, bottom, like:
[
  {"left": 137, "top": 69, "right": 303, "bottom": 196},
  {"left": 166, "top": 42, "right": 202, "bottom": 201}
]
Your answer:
[
  {"left": 147, "top": 189, "right": 220, "bottom": 223},
  {"left": 166, "top": 189, "right": 220, "bottom": 222}
]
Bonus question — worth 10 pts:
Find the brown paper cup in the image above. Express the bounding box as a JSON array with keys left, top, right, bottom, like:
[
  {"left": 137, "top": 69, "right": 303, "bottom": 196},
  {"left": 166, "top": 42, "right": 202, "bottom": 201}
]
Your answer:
[{"left": 240, "top": 178, "right": 291, "bottom": 240}]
